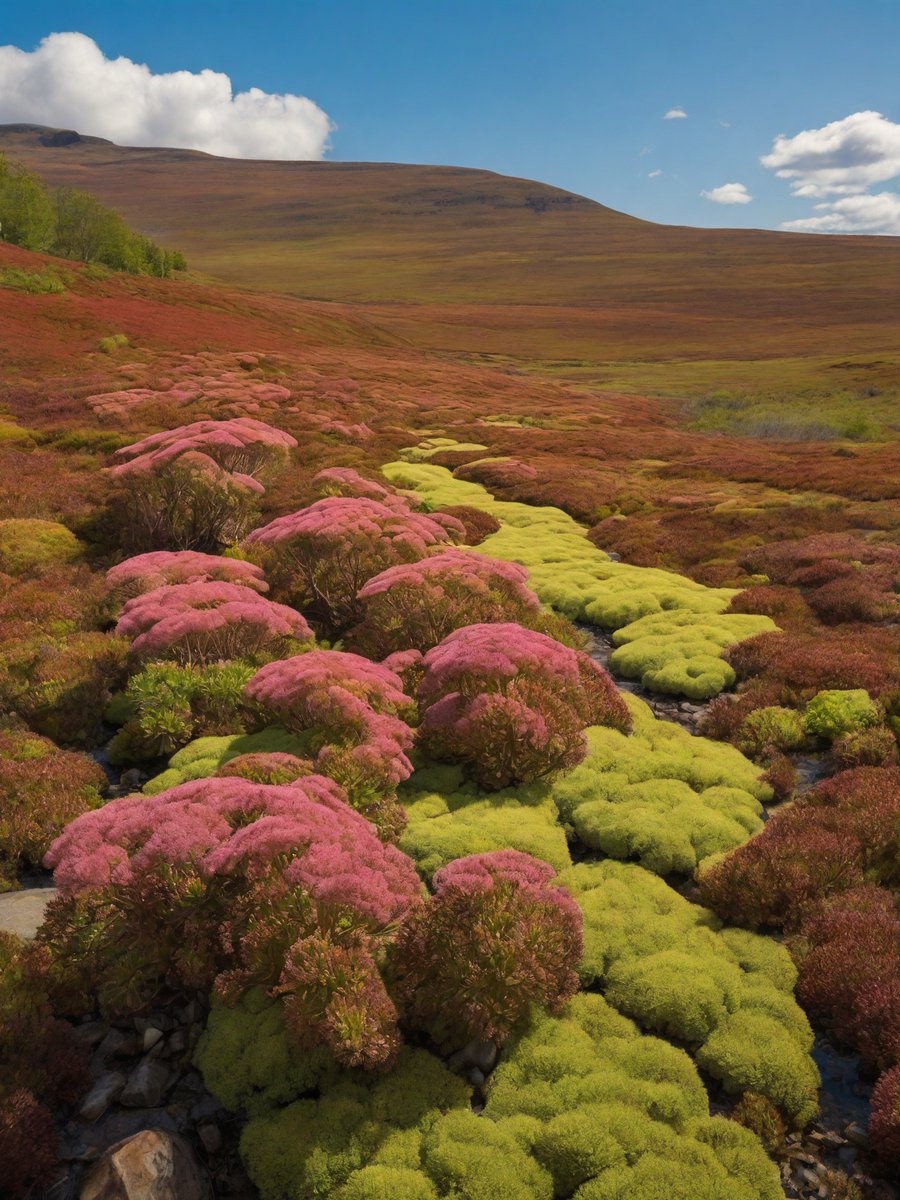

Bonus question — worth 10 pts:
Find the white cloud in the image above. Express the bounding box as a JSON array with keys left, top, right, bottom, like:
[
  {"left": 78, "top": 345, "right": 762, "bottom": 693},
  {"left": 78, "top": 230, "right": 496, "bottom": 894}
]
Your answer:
[
  {"left": 781, "top": 191, "right": 900, "bottom": 235},
  {"left": 0, "top": 32, "right": 334, "bottom": 159},
  {"left": 648, "top": 169, "right": 662, "bottom": 178},
  {"left": 761, "top": 111, "right": 900, "bottom": 197},
  {"left": 639, "top": 145, "right": 652, "bottom": 157},
  {"left": 701, "top": 181, "right": 752, "bottom": 205},
  {"left": 664, "top": 107, "right": 687, "bottom": 120},
  {"left": 720, "top": 120, "right": 731, "bottom": 129}
]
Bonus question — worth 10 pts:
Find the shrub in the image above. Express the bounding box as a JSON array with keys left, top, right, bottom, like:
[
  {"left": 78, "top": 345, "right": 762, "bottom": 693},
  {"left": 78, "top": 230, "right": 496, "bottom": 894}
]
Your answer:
[
  {"left": 246, "top": 651, "right": 416, "bottom": 834},
  {"left": 245, "top": 497, "right": 463, "bottom": 637},
  {"left": 391, "top": 851, "right": 582, "bottom": 1049},
  {"left": 698, "top": 768, "right": 900, "bottom": 929},
  {"left": 106, "top": 660, "right": 259, "bottom": 763},
  {"left": 106, "top": 452, "right": 264, "bottom": 554},
  {"left": 0, "top": 266, "right": 64, "bottom": 293},
  {"left": 106, "top": 549, "right": 268, "bottom": 601},
  {"left": 549, "top": 695, "right": 768, "bottom": 875},
  {"left": 351, "top": 549, "right": 543, "bottom": 658},
  {"left": 313, "top": 466, "right": 413, "bottom": 511},
  {"left": 730, "top": 1093, "right": 786, "bottom": 1154},
  {"left": 112, "top": 417, "right": 297, "bottom": 480},
  {"left": 115, "top": 581, "right": 312, "bottom": 664},
  {"left": 832, "top": 725, "right": 898, "bottom": 767},
  {"left": 43, "top": 776, "right": 423, "bottom": 1058},
  {"left": 737, "top": 707, "right": 807, "bottom": 758},
  {"left": 791, "top": 886, "right": 900, "bottom": 1075},
  {"left": 0, "top": 518, "right": 81, "bottom": 575},
  {"left": 434, "top": 505, "right": 502, "bottom": 545},
  {"left": 0, "top": 731, "right": 105, "bottom": 888},
  {"left": 0, "top": 1089, "right": 60, "bottom": 1199},
  {"left": 804, "top": 689, "right": 881, "bottom": 740},
  {"left": 0, "top": 631, "right": 129, "bottom": 745},
  {"left": 870, "top": 1065, "right": 900, "bottom": 1175},
  {"left": 417, "top": 623, "right": 631, "bottom": 790}
]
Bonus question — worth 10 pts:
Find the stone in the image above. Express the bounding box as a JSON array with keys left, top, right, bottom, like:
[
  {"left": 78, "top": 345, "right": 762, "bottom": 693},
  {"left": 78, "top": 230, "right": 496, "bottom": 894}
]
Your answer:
[
  {"left": 79, "top": 1129, "right": 211, "bottom": 1200},
  {"left": 844, "top": 1122, "right": 868, "bottom": 1149},
  {"left": 120, "top": 1059, "right": 171, "bottom": 1108},
  {"left": 118, "top": 769, "right": 144, "bottom": 792},
  {"left": 142, "top": 1027, "right": 164, "bottom": 1052},
  {"left": 78, "top": 1072, "right": 127, "bottom": 1123},
  {"left": 198, "top": 1123, "right": 222, "bottom": 1154},
  {"left": 468, "top": 1067, "right": 485, "bottom": 1087},
  {"left": 0, "top": 887, "right": 57, "bottom": 939}
]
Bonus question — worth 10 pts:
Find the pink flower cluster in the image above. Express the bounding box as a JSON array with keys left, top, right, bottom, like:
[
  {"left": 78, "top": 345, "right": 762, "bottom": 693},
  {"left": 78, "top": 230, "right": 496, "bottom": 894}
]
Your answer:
[
  {"left": 45, "top": 776, "right": 422, "bottom": 927},
  {"left": 313, "top": 467, "right": 412, "bottom": 511},
  {"left": 246, "top": 495, "right": 460, "bottom": 556},
  {"left": 111, "top": 417, "right": 297, "bottom": 485},
  {"left": 434, "top": 849, "right": 583, "bottom": 927},
  {"left": 115, "top": 580, "right": 311, "bottom": 663},
  {"left": 416, "top": 622, "right": 631, "bottom": 789},
  {"left": 352, "top": 549, "right": 541, "bottom": 657},
  {"left": 106, "top": 551, "right": 268, "bottom": 601},
  {"left": 246, "top": 651, "right": 415, "bottom": 797}
]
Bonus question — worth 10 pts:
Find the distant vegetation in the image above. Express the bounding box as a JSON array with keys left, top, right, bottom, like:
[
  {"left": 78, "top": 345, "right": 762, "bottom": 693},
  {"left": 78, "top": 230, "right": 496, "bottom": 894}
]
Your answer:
[
  {"left": 686, "top": 387, "right": 892, "bottom": 442},
  {"left": 0, "top": 153, "right": 185, "bottom": 276}
]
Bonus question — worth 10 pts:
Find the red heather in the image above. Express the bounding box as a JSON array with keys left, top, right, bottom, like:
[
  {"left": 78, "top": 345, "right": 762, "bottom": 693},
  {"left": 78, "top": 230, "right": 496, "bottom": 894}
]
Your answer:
[
  {"left": 870, "top": 1065, "right": 900, "bottom": 1173},
  {"left": 106, "top": 550, "right": 269, "bottom": 600},
  {"left": 115, "top": 580, "right": 311, "bottom": 663},
  {"left": 45, "top": 776, "right": 421, "bottom": 928},
  {"left": 391, "top": 849, "right": 583, "bottom": 1047},
  {"left": 416, "top": 622, "right": 631, "bottom": 789},
  {"left": 246, "top": 495, "right": 461, "bottom": 556}
]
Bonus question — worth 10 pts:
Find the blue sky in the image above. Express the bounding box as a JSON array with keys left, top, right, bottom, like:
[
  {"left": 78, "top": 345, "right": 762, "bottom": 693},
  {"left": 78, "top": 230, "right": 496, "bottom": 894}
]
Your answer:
[{"left": 1, "top": 0, "right": 899, "bottom": 232}]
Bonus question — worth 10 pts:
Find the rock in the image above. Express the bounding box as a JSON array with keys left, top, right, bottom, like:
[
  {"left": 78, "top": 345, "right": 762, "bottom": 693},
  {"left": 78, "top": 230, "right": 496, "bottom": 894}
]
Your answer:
[
  {"left": 0, "top": 887, "right": 57, "bottom": 939},
  {"left": 468, "top": 1067, "right": 485, "bottom": 1086},
  {"left": 76, "top": 1021, "right": 110, "bottom": 1048},
  {"left": 79, "top": 1129, "right": 211, "bottom": 1200},
  {"left": 838, "top": 1145, "right": 858, "bottom": 1171},
  {"left": 142, "top": 1027, "right": 164, "bottom": 1052},
  {"left": 118, "top": 769, "right": 144, "bottom": 792},
  {"left": 78, "top": 1072, "right": 127, "bottom": 1122},
  {"left": 844, "top": 1121, "right": 868, "bottom": 1149},
  {"left": 198, "top": 1123, "right": 222, "bottom": 1154},
  {"left": 120, "top": 1059, "right": 171, "bottom": 1108}
]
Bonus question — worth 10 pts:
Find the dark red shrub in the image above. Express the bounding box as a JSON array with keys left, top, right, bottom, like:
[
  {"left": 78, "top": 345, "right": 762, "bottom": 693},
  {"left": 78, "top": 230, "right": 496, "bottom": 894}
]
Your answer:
[
  {"left": 390, "top": 850, "right": 582, "bottom": 1049},
  {"left": 870, "top": 1065, "right": 900, "bottom": 1174},
  {"left": 434, "top": 504, "right": 502, "bottom": 545},
  {"left": 0, "top": 1089, "right": 59, "bottom": 1200}
]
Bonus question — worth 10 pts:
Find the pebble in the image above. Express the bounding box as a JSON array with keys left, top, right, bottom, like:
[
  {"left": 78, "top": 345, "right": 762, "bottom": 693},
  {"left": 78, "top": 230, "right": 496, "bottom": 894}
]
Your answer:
[
  {"left": 120, "top": 1059, "right": 171, "bottom": 1108},
  {"left": 78, "top": 1072, "right": 127, "bottom": 1123}
]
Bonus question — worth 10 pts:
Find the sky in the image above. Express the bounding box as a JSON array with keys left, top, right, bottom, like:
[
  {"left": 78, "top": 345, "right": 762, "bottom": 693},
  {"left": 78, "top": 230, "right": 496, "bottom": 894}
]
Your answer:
[{"left": 1, "top": 0, "right": 899, "bottom": 233}]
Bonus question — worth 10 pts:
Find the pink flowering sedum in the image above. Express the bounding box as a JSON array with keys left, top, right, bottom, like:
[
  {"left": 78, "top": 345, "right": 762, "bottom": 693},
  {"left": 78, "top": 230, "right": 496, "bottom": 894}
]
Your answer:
[
  {"left": 351, "top": 548, "right": 542, "bottom": 658},
  {"left": 43, "top": 777, "right": 423, "bottom": 1065},
  {"left": 106, "top": 551, "right": 268, "bottom": 601},
  {"left": 313, "top": 467, "right": 413, "bottom": 512},
  {"left": 391, "top": 849, "right": 583, "bottom": 1048},
  {"left": 112, "top": 417, "right": 296, "bottom": 480},
  {"left": 244, "top": 496, "right": 463, "bottom": 636},
  {"left": 417, "top": 622, "right": 631, "bottom": 789},
  {"left": 246, "top": 651, "right": 415, "bottom": 834},
  {"left": 115, "top": 581, "right": 311, "bottom": 664}
]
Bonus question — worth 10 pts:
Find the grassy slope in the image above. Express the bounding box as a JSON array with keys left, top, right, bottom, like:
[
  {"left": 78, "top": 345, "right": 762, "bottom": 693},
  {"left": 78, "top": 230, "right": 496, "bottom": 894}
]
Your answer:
[{"left": 3, "top": 125, "right": 899, "bottom": 386}]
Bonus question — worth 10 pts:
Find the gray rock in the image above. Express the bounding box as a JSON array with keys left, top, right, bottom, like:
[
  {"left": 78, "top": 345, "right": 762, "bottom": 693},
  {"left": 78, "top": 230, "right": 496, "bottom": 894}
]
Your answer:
[
  {"left": 79, "top": 1129, "right": 211, "bottom": 1200},
  {"left": 117, "top": 769, "right": 144, "bottom": 793},
  {"left": 467, "top": 1067, "right": 485, "bottom": 1087},
  {"left": 0, "top": 887, "right": 57, "bottom": 939},
  {"left": 120, "top": 1059, "right": 171, "bottom": 1108},
  {"left": 78, "top": 1072, "right": 127, "bottom": 1123},
  {"left": 142, "top": 1027, "right": 164, "bottom": 1053},
  {"left": 844, "top": 1121, "right": 869, "bottom": 1148},
  {"left": 198, "top": 1124, "right": 222, "bottom": 1154}
]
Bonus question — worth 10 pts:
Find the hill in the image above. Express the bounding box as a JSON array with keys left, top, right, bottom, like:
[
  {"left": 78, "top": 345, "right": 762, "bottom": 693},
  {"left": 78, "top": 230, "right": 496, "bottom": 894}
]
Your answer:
[{"left": 2, "top": 123, "right": 900, "bottom": 382}]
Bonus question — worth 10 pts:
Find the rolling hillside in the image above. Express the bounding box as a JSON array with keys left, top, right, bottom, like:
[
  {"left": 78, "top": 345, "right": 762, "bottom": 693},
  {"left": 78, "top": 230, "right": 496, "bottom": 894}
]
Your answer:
[{"left": 3, "top": 122, "right": 900, "bottom": 375}]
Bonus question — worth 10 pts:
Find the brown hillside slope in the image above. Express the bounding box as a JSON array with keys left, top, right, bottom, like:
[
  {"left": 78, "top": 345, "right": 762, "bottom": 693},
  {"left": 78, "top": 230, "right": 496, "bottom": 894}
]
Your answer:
[{"left": 3, "top": 124, "right": 899, "bottom": 367}]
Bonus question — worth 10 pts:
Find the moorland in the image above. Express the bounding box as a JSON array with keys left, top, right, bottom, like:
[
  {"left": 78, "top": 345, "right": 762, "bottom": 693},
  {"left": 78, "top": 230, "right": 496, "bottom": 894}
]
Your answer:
[{"left": 0, "top": 130, "right": 898, "bottom": 1200}]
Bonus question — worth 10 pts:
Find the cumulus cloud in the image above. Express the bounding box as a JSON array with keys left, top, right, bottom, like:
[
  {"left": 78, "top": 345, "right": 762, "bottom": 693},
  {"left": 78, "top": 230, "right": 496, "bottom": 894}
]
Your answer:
[
  {"left": 648, "top": 169, "right": 662, "bottom": 178},
  {"left": 782, "top": 191, "right": 900, "bottom": 234},
  {"left": 0, "top": 32, "right": 334, "bottom": 159},
  {"left": 761, "top": 110, "right": 900, "bottom": 197},
  {"left": 701, "top": 181, "right": 752, "bottom": 205},
  {"left": 664, "top": 107, "right": 687, "bottom": 120}
]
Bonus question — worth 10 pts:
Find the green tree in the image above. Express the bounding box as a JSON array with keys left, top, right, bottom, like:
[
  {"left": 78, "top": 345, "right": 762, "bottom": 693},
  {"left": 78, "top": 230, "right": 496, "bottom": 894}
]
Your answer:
[{"left": 0, "top": 154, "right": 55, "bottom": 251}]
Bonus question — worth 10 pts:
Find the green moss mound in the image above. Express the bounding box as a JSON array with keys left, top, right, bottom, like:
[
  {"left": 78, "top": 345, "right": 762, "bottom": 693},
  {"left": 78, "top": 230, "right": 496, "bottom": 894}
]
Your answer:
[
  {"left": 382, "top": 463, "right": 774, "bottom": 700},
  {"left": 550, "top": 696, "right": 770, "bottom": 875},
  {"left": 399, "top": 764, "right": 571, "bottom": 879},
  {"left": 558, "top": 861, "right": 819, "bottom": 1127},
  {"left": 143, "top": 728, "right": 313, "bottom": 794},
  {"left": 803, "top": 689, "right": 881, "bottom": 740},
  {"left": 195, "top": 988, "right": 339, "bottom": 1116},
  {"left": 0, "top": 518, "right": 82, "bottom": 575}
]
